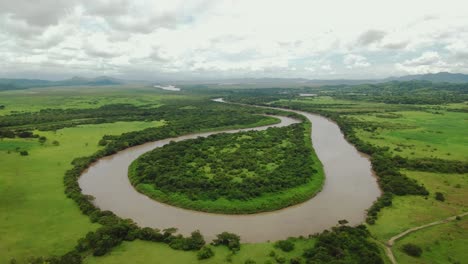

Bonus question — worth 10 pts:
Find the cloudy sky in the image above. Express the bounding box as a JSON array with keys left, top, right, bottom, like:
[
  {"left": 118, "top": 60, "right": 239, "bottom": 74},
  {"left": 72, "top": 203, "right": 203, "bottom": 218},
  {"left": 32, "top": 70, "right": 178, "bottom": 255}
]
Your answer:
[{"left": 1, "top": 0, "right": 467, "bottom": 81}]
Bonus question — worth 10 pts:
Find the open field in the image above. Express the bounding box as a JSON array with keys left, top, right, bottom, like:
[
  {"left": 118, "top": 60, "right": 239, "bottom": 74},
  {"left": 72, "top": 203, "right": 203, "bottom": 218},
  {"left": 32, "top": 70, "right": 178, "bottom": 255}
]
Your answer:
[
  {"left": 0, "top": 85, "right": 191, "bottom": 115},
  {"left": 353, "top": 111, "right": 468, "bottom": 161},
  {"left": 1, "top": 85, "right": 466, "bottom": 263},
  {"left": 393, "top": 216, "right": 468, "bottom": 264},
  {"left": 268, "top": 95, "right": 468, "bottom": 264},
  {"left": 84, "top": 238, "right": 316, "bottom": 264},
  {"left": 0, "top": 120, "right": 165, "bottom": 263}
]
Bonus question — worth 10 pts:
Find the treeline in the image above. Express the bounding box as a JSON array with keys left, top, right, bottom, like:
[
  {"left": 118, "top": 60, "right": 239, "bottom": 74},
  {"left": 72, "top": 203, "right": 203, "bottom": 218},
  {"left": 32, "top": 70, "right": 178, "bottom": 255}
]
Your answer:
[
  {"left": 0, "top": 100, "right": 271, "bottom": 136},
  {"left": 321, "top": 81, "right": 468, "bottom": 104},
  {"left": 391, "top": 156, "right": 468, "bottom": 174},
  {"left": 303, "top": 225, "right": 383, "bottom": 264},
  {"left": 131, "top": 123, "right": 315, "bottom": 202}
]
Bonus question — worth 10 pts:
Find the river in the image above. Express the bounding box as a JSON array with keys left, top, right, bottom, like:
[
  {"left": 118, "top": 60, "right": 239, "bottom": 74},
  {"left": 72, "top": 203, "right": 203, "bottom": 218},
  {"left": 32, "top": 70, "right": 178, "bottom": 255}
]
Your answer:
[{"left": 79, "top": 101, "right": 380, "bottom": 242}]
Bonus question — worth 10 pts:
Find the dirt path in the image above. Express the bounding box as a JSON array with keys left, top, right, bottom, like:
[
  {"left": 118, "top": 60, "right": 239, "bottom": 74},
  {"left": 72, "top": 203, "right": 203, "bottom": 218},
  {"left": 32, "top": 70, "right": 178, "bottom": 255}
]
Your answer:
[{"left": 384, "top": 212, "right": 468, "bottom": 264}]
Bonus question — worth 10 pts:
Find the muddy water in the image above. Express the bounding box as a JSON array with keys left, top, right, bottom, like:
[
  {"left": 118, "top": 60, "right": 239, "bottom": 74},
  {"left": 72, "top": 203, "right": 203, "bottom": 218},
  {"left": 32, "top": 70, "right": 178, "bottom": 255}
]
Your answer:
[{"left": 79, "top": 106, "right": 380, "bottom": 242}]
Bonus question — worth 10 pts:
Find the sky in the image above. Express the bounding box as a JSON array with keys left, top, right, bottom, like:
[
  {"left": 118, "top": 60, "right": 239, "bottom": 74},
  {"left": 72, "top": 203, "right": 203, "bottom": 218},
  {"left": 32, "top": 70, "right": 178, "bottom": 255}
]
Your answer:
[{"left": 0, "top": 0, "right": 467, "bottom": 81}]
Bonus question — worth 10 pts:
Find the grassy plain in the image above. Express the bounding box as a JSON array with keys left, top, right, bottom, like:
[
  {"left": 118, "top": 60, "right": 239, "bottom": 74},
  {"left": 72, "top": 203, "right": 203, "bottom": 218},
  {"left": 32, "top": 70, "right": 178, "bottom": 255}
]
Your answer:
[
  {"left": 84, "top": 238, "right": 316, "bottom": 264},
  {"left": 0, "top": 120, "right": 165, "bottom": 263},
  {"left": 393, "top": 217, "right": 468, "bottom": 264},
  {"left": 1, "top": 86, "right": 466, "bottom": 263},
  {"left": 0, "top": 85, "right": 187, "bottom": 115},
  {"left": 275, "top": 96, "right": 468, "bottom": 264}
]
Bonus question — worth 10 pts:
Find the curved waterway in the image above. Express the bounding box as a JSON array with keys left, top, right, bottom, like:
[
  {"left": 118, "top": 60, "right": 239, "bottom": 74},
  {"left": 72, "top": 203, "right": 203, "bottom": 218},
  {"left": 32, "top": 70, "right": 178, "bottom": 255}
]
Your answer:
[{"left": 79, "top": 101, "right": 380, "bottom": 242}]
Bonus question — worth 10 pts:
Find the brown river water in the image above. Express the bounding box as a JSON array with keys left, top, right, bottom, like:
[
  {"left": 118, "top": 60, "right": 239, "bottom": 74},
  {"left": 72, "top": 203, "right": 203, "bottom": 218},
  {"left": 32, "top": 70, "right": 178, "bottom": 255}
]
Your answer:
[{"left": 79, "top": 101, "right": 380, "bottom": 242}]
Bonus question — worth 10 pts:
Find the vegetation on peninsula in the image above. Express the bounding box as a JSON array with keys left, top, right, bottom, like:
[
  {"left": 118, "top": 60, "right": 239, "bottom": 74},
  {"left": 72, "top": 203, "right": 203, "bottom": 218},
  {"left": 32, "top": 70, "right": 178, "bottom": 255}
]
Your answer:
[{"left": 129, "top": 117, "right": 324, "bottom": 213}]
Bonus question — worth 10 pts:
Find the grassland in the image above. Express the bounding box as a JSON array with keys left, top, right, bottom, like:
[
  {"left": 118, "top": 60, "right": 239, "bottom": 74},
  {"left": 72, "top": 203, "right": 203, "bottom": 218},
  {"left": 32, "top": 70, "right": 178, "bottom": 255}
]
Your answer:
[
  {"left": 83, "top": 238, "right": 316, "bottom": 264},
  {"left": 1, "top": 85, "right": 466, "bottom": 263},
  {"left": 393, "top": 216, "right": 468, "bottom": 264},
  {"left": 272, "top": 95, "right": 467, "bottom": 264},
  {"left": 0, "top": 120, "right": 165, "bottom": 263}
]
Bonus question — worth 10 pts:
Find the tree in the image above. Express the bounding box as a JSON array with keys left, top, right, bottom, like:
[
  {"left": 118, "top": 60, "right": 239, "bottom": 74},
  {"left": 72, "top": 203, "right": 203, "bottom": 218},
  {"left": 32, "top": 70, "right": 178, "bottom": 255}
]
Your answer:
[
  {"left": 275, "top": 239, "right": 295, "bottom": 252},
  {"left": 402, "top": 243, "right": 422, "bottom": 257},
  {"left": 197, "top": 246, "right": 214, "bottom": 260},
  {"left": 435, "top": 192, "right": 445, "bottom": 202},
  {"left": 338, "top": 219, "right": 349, "bottom": 225},
  {"left": 212, "top": 232, "right": 241, "bottom": 252}
]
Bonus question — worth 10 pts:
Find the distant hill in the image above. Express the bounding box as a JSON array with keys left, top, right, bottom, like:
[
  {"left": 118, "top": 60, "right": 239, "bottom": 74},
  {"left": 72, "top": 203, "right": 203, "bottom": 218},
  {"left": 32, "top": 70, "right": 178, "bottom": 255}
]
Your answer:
[
  {"left": 1, "top": 72, "right": 468, "bottom": 91},
  {"left": 0, "top": 76, "right": 126, "bottom": 91},
  {"left": 386, "top": 72, "right": 468, "bottom": 83}
]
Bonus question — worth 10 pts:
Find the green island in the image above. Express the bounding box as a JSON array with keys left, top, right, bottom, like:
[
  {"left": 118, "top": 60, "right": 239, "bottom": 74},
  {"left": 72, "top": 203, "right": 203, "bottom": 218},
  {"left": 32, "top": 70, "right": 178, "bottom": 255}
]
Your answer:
[
  {"left": 129, "top": 118, "right": 324, "bottom": 214},
  {"left": 1, "top": 79, "right": 467, "bottom": 264}
]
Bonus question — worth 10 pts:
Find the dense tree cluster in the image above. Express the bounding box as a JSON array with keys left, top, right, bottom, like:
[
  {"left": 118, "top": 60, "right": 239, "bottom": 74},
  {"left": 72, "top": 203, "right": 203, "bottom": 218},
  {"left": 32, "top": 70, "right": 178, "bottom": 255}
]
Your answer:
[
  {"left": 212, "top": 232, "right": 241, "bottom": 252},
  {"left": 0, "top": 101, "right": 271, "bottom": 137},
  {"left": 401, "top": 243, "right": 423, "bottom": 257},
  {"left": 303, "top": 225, "right": 383, "bottom": 264},
  {"left": 275, "top": 239, "right": 295, "bottom": 252},
  {"left": 131, "top": 123, "right": 315, "bottom": 201},
  {"left": 319, "top": 81, "right": 468, "bottom": 104}
]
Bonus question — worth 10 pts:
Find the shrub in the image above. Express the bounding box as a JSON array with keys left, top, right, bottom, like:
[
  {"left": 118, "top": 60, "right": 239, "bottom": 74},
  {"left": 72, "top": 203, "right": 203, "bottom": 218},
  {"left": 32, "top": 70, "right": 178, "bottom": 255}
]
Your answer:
[
  {"left": 290, "top": 257, "right": 302, "bottom": 264},
  {"left": 275, "top": 239, "right": 295, "bottom": 252},
  {"left": 402, "top": 243, "right": 422, "bottom": 257},
  {"left": 212, "top": 232, "right": 241, "bottom": 252},
  {"left": 20, "top": 150, "right": 29, "bottom": 156},
  {"left": 435, "top": 192, "right": 445, "bottom": 202},
  {"left": 197, "top": 246, "right": 214, "bottom": 260}
]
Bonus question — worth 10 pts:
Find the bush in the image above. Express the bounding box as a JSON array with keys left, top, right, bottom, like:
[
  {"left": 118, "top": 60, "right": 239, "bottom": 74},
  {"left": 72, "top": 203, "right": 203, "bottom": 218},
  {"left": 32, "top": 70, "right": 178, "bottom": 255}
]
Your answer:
[
  {"left": 435, "top": 192, "right": 445, "bottom": 202},
  {"left": 197, "top": 246, "right": 214, "bottom": 260},
  {"left": 212, "top": 232, "right": 241, "bottom": 252},
  {"left": 244, "top": 259, "right": 256, "bottom": 264},
  {"left": 20, "top": 150, "right": 29, "bottom": 156},
  {"left": 275, "top": 239, "right": 295, "bottom": 252},
  {"left": 402, "top": 243, "right": 422, "bottom": 257}
]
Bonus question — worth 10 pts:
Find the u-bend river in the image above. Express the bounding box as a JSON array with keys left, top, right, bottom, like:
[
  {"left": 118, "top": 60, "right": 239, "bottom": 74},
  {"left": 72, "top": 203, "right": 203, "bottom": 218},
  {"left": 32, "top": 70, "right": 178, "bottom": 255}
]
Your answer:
[{"left": 79, "top": 101, "right": 380, "bottom": 242}]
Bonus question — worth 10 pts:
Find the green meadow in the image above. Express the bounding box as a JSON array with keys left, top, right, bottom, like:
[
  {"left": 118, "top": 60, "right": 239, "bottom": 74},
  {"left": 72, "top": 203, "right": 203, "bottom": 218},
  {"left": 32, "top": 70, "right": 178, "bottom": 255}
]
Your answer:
[
  {"left": 393, "top": 217, "right": 468, "bottom": 264},
  {"left": 0, "top": 120, "right": 165, "bottom": 263},
  {"left": 1, "top": 86, "right": 466, "bottom": 264},
  {"left": 271, "top": 95, "right": 467, "bottom": 264},
  {"left": 83, "top": 238, "right": 316, "bottom": 264}
]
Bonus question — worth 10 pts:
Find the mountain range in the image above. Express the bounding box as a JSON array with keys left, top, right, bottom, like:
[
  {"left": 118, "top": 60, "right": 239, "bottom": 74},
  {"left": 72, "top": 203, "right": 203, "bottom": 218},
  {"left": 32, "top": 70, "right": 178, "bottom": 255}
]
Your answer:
[{"left": 1, "top": 72, "right": 468, "bottom": 91}]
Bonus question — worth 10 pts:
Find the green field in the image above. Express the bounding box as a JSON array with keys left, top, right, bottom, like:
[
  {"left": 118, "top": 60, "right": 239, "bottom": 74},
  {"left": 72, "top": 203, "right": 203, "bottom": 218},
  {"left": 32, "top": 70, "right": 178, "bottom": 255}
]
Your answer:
[
  {"left": 393, "top": 217, "right": 468, "bottom": 264},
  {"left": 1, "top": 85, "right": 466, "bottom": 264},
  {"left": 84, "top": 238, "right": 316, "bottom": 264},
  {"left": 353, "top": 111, "right": 467, "bottom": 160},
  {"left": 270, "top": 95, "right": 468, "bottom": 264},
  {"left": 0, "top": 120, "right": 165, "bottom": 263}
]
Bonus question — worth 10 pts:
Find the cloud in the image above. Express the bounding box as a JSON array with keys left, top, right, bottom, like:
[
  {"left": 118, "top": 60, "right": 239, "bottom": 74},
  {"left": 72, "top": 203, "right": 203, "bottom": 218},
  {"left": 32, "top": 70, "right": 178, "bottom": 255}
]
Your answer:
[
  {"left": 0, "top": 1, "right": 78, "bottom": 28},
  {"left": 357, "top": 30, "right": 386, "bottom": 46},
  {"left": 395, "top": 51, "right": 451, "bottom": 74},
  {"left": 344, "top": 54, "right": 370, "bottom": 68},
  {"left": 382, "top": 41, "right": 409, "bottom": 50},
  {"left": 1, "top": 0, "right": 468, "bottom": 80}
]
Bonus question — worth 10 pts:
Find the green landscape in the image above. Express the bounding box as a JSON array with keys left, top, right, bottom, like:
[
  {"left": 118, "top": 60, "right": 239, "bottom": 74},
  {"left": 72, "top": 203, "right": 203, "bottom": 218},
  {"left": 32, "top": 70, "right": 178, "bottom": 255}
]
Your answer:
[
  {"left": 1, "top": 1, "right": 468, "bottom": 263},
  {"left": 1, "top": 79, "right": 466, "bottom": 264}
]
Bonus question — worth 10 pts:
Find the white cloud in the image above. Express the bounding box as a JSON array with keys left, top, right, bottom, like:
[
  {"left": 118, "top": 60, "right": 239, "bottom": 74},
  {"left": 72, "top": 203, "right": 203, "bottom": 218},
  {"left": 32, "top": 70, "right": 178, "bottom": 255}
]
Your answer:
[
  {"left": 395, "top": 51, "right": 451, "bottom": 74},
  {"left": 1, "top": 0, "right": 468, "bottom": 80},
  {"left": 344, "top": 54, "right": 370, "bottom": 68}
]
